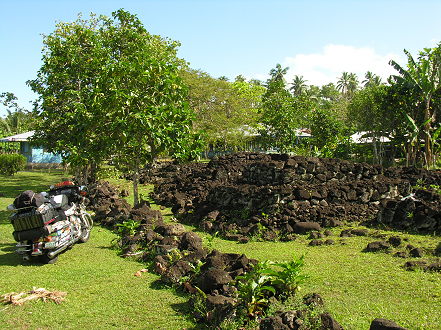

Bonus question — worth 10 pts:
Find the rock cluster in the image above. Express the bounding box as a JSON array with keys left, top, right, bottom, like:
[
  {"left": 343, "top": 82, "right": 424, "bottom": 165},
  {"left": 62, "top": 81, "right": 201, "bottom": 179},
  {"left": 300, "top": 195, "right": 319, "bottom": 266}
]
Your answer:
[{"left": 148, "top": 153, "right": 441, "bottom": 240}]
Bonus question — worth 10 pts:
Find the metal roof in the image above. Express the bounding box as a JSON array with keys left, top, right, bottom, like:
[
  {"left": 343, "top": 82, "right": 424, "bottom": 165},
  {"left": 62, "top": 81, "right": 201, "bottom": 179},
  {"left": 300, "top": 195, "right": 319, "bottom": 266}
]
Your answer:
[{"left": 0, "top": 130, "right": 35, "bottom": 142}]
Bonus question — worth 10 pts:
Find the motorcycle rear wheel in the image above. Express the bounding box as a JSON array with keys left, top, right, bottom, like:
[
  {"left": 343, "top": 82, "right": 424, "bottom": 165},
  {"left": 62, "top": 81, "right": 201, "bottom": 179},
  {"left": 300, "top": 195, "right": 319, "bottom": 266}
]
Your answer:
[
  {"left": 79, "top": 228, "right": 91, "bottom": 243},
  {"left": 41, "top": 252, "right": 59, "bottom": 264}
]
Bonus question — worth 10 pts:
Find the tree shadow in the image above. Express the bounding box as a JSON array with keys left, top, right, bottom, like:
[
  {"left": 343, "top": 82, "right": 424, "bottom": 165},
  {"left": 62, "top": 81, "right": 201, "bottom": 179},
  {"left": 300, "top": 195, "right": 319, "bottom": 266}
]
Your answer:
[{"left": 0, "top": 242, "right": 28, "bottom": 266}]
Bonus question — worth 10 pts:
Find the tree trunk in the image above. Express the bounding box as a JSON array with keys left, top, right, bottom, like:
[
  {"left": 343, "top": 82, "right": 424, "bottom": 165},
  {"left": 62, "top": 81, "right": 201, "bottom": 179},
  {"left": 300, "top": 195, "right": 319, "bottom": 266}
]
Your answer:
[{"left": 133, "top": 151, "right": 140, "bottom": 206}]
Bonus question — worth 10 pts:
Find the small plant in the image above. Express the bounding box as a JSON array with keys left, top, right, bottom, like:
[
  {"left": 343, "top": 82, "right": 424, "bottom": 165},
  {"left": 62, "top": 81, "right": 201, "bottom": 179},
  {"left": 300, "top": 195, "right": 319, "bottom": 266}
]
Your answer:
[
  {"left": 204, "top": 231, "right": 218, "bottom": 251},
  {"left": 430, "top": 184, "right": 441, "bottom": 194},
  {"left": 264, "top": 254, "right": 309, "bottom": 296},
  {"left": 115, "top": 219, "right": 141, "bottom": 236},
  {"left": 232, "top": 260, "right": 276, "bottom": 318},
  {"left": 413, "top": 178, "right": 426, "bottom": 190}
]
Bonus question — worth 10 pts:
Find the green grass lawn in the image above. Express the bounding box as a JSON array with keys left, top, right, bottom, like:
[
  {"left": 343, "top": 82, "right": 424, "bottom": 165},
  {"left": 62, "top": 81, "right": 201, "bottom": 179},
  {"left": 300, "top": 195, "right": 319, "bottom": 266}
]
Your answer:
[{"left": 1, "top": 170, "right": 440, "bottom": 330}]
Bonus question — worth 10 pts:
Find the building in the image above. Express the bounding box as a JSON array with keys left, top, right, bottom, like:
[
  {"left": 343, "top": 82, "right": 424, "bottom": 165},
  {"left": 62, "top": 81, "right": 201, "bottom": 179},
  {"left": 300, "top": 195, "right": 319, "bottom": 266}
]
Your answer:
[{"left": 0, "top": 131, "right": 62, "bottom": 164}]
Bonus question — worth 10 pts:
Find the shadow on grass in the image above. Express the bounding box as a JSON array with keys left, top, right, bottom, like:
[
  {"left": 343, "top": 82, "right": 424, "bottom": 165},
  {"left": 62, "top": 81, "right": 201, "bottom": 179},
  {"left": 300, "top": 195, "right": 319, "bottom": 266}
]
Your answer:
[{"left": 0, "top": 242, "right": 27, "bottom": 266}]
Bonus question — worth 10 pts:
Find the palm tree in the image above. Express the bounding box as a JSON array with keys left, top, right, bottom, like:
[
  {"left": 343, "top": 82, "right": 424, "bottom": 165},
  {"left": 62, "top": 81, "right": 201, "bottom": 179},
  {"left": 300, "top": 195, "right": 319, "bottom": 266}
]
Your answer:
[
  {"left": 336, "top": 72, "right": 350, "bottom": 96},
  {"left": 347, "top": 73, "right": 359, "bottom": 97},
  {"left": 269, "top": 63, "right": 289, "bottom": 83},
  {"left": 389, "top": 46, "right": 441, "bottom": 168},
  {"left": 235, "top": 74, "right": 246, "bottom": 82},
  {"left": 289, "top": 75, "right": 308, "bottom": 96},
  {"left": 362, "top": 71, "right": 382, "bottom": 87}
]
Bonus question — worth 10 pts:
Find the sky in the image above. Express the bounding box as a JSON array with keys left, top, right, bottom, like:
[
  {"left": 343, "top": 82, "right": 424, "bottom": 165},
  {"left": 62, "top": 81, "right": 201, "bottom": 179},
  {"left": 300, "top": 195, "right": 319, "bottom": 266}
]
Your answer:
[{"left": 1, "top": 0, "right": 441, "bottom": 118}]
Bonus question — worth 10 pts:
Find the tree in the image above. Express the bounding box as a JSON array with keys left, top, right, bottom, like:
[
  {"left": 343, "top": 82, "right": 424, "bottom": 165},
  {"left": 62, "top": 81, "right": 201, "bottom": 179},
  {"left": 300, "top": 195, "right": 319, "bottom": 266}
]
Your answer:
[
  {"left": 0, "top": 92, "right": 34, "bottom": 138},
  {"left": 389, "top": 45, "right": 441, "bottom": 168},
  {"left": 259, "top": 79, "right": 311, "bottom": 152},
  {"left": 27, "top": 13, "right": 109, "bottom": 183},
  {"left": 96, "top": 9, "right": 201, "bottom": 205},
  {"left": 362, "top": 71, "right": 382, "bottom": 87},
  {"left": 28, "top": 10, "right": 202, "bottom": 203},
  {"left": 181, "top": 68, "right": 264, "bottom": 153},
  {"left": 348, "top": 85, "right": 392, "bottom": 164},
  {"left": 336, "top": 72, "right": 350, "bottom": 96},
  {"left": 337, "top": 72, "right": 358, "bottom": 99},
  {"left": 269, "top": 63, "right": 289, "bottom": 83},
  {"left": 289, "top": 75, "right": 308, "bottom": 97}
]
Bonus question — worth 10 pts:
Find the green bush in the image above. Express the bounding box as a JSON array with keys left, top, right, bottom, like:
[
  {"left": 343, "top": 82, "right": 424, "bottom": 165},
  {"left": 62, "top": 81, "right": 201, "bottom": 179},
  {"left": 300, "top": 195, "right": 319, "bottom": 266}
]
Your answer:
[{"left": 0, "top": 153, "right": 27, "bottom": 175}]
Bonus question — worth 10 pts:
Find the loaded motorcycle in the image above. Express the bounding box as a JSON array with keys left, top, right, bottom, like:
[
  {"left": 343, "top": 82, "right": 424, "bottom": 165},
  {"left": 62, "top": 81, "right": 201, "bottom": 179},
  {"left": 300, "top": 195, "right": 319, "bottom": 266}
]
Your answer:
[{"left": 7, "top": 181, "right": 93, "bottom": 264}]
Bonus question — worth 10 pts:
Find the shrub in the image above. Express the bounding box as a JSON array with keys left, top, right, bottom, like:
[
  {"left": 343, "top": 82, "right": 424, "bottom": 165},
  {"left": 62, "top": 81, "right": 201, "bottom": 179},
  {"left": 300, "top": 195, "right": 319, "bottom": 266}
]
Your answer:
[{"left": 0, "top": 153, "right": 27, "bottom": 175}]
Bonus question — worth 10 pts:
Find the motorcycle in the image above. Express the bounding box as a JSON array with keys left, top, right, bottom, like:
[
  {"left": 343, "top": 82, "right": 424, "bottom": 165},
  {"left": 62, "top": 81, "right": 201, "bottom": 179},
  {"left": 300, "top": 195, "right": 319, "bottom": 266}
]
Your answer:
[{"left": 7, "top": 181, "right": 93, "bottom": 264}]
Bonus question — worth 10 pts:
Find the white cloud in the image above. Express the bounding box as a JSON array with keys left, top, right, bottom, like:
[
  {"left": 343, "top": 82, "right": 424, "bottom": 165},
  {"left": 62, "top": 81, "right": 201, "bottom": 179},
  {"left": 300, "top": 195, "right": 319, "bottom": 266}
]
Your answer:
[{"left": 281, "top": 44, "right": 404, "bottom": 87}]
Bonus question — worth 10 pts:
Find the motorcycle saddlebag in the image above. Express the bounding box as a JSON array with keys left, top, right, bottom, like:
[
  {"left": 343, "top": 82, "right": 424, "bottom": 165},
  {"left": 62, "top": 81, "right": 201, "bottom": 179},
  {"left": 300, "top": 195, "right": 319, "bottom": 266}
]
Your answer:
[
  {"left": 12, "top": 226, "right": 52, "bottom": 242},
  {"left": 11, "top": 203, "right": 57, "bottom": 232}
]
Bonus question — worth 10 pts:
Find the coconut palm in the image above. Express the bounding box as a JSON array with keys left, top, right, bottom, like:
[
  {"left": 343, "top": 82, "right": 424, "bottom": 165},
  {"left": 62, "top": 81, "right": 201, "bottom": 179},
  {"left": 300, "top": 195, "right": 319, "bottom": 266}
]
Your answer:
[
  {"left": 347, "top": 73, "right": 359, "bottom": 97},
  {"left": 362, "top": 71, "right": 382, "bottom": 87},
  {"left": 289, "top": 75, "right": 308, "bottom": 97},
  {"left": 269, "top": 64, "right": 289, "bottom": 83},
  {"left": 336, "top": 72, "right": 350, "bottom": 96}
]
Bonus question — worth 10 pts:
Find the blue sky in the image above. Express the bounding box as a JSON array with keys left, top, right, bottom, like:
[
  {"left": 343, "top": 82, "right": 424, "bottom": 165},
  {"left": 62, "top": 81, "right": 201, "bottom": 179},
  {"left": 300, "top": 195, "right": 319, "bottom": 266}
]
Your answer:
[{"left": 1, "top": 0, "right": 441, "bottom": 118}]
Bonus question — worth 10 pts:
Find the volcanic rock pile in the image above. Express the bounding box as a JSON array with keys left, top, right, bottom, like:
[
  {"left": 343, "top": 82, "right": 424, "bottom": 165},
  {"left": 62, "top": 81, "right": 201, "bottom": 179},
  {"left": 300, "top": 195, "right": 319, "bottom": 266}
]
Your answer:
[{"left": 147, "top": 152, "right": 441, "bottom": 240}]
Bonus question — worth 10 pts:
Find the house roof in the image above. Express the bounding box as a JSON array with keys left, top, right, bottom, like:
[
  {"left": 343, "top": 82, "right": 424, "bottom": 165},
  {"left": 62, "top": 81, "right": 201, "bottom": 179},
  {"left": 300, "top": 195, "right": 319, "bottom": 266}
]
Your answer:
[
  {"left": 350, "top": 131, "right": 391, "bottom": 144},
  {"left": 0, "top": 130, "right": 35, "bottom": 142}
]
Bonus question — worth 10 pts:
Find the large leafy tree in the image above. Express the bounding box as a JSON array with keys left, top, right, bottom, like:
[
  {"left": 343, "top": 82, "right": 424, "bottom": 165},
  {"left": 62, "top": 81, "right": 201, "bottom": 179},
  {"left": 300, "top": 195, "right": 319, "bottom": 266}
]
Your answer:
[
  {"left": 181, "top": 68, "right": 264, "bottom": 153},
  {"left": 259, "top": 78, "right": 311, "bottom": 152},
  {"left": 389, "top": 45, "right": 441, "bottom": 168},
  {"left": 28, "top": 10, "right": 201, "bottom": 204},
  {"left": 27, "top": 13, "right": 109, "bottom": 182},
  {"left": 95, "top": 9, "right": 201, "bottom": 205}
]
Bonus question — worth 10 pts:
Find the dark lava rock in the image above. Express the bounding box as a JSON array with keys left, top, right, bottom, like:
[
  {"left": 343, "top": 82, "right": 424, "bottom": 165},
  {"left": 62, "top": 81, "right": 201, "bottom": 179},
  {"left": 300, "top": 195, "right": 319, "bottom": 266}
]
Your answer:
[
  {"left": 369, "top": 318, "right": 408, "bottom": 330},
  {"left": 409, "top": 247, "right": 424, "bottom": 258},
  {"left": 388, "top": 236, "right": 402, "bottom": 247},
  {"left": 394, "top": 251, "right": 407, "bottom": 258},
  {"left": 161, "top": 260, "right": 192, "bottom": 284},
  {"left": 427, "top": 262, "right": 441, "bottom": 272},
  {"left": 180, "top": 232, "right": 203, "bottom": 251},
  {"left": 351, "top": 229, "right": 369, "bottom": 236},
  {"left": 293, "top": 222, "right": 322, "bottom": 234},
  {"left": 365, "top": 241, "right": 391, "bottom": 252},
  {"left": 309, "top": 239, "right": 324, "bottom": 246},
  {"left": 403, "top": 260, "right": 427, "bottom": 271},
  {"left": 259, "top": 316, "right": 290, "bottom": 330},
  {"left": 320, "top": 312, "right": 345, "bottom": 330},
  {"left": 197, "top": 269, "right": 233, "bottom": 293}
]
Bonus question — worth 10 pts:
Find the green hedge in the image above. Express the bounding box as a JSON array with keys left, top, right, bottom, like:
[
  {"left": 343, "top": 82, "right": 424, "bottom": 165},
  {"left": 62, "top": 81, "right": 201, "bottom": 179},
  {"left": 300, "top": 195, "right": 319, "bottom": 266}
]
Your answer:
[{"left": 0, "top": 153, "right": 27, "bottom": 175}]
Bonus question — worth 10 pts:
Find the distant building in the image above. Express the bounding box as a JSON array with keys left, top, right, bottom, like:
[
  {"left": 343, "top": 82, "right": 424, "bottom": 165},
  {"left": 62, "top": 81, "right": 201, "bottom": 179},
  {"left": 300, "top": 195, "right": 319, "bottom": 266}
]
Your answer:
[{"left": 0, "top": 131, "right": 62, "bottom": 164}]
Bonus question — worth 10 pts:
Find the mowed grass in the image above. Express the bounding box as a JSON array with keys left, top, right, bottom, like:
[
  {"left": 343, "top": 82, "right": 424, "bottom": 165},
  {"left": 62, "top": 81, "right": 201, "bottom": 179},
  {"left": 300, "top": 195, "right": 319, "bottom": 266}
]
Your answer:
[{"left": 1, "top": 170, "right": 441, "bottom": 330}]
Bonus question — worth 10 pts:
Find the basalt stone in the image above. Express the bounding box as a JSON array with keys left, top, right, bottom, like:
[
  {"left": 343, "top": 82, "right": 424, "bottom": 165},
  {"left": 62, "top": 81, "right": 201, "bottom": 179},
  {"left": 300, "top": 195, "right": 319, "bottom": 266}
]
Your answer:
[
  {"left": 197, "top": 268, "right": 233, "bottom": 293},
  {"left": 388, "top": 236, "right": 402, "bottom": 247},
  {"left": 180, "top": 232, "right": 203, "bottom": 251},
  {"left": 409, "top": 247, "right": 424, "bottom": 258},
  {"left": 309, "top": 239, "right": 324, "bottom": 246},
  {"left": 369, "top": 318, "right": 408, "bottom": 330},
  {"left": 427, "top": 262, "right": 441, "bottom": 272},
  {"left": 365, "top": 241, "right": 391, "bottom": 252},
  {"left": 293, "top": 222, "right": 322, "bottom": 234},
  {"left": 320, "top": 312, "right": 345, "bottom": 330},
  {"left": 259, "top": 316, "right": 290, "bottom": 330}
]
